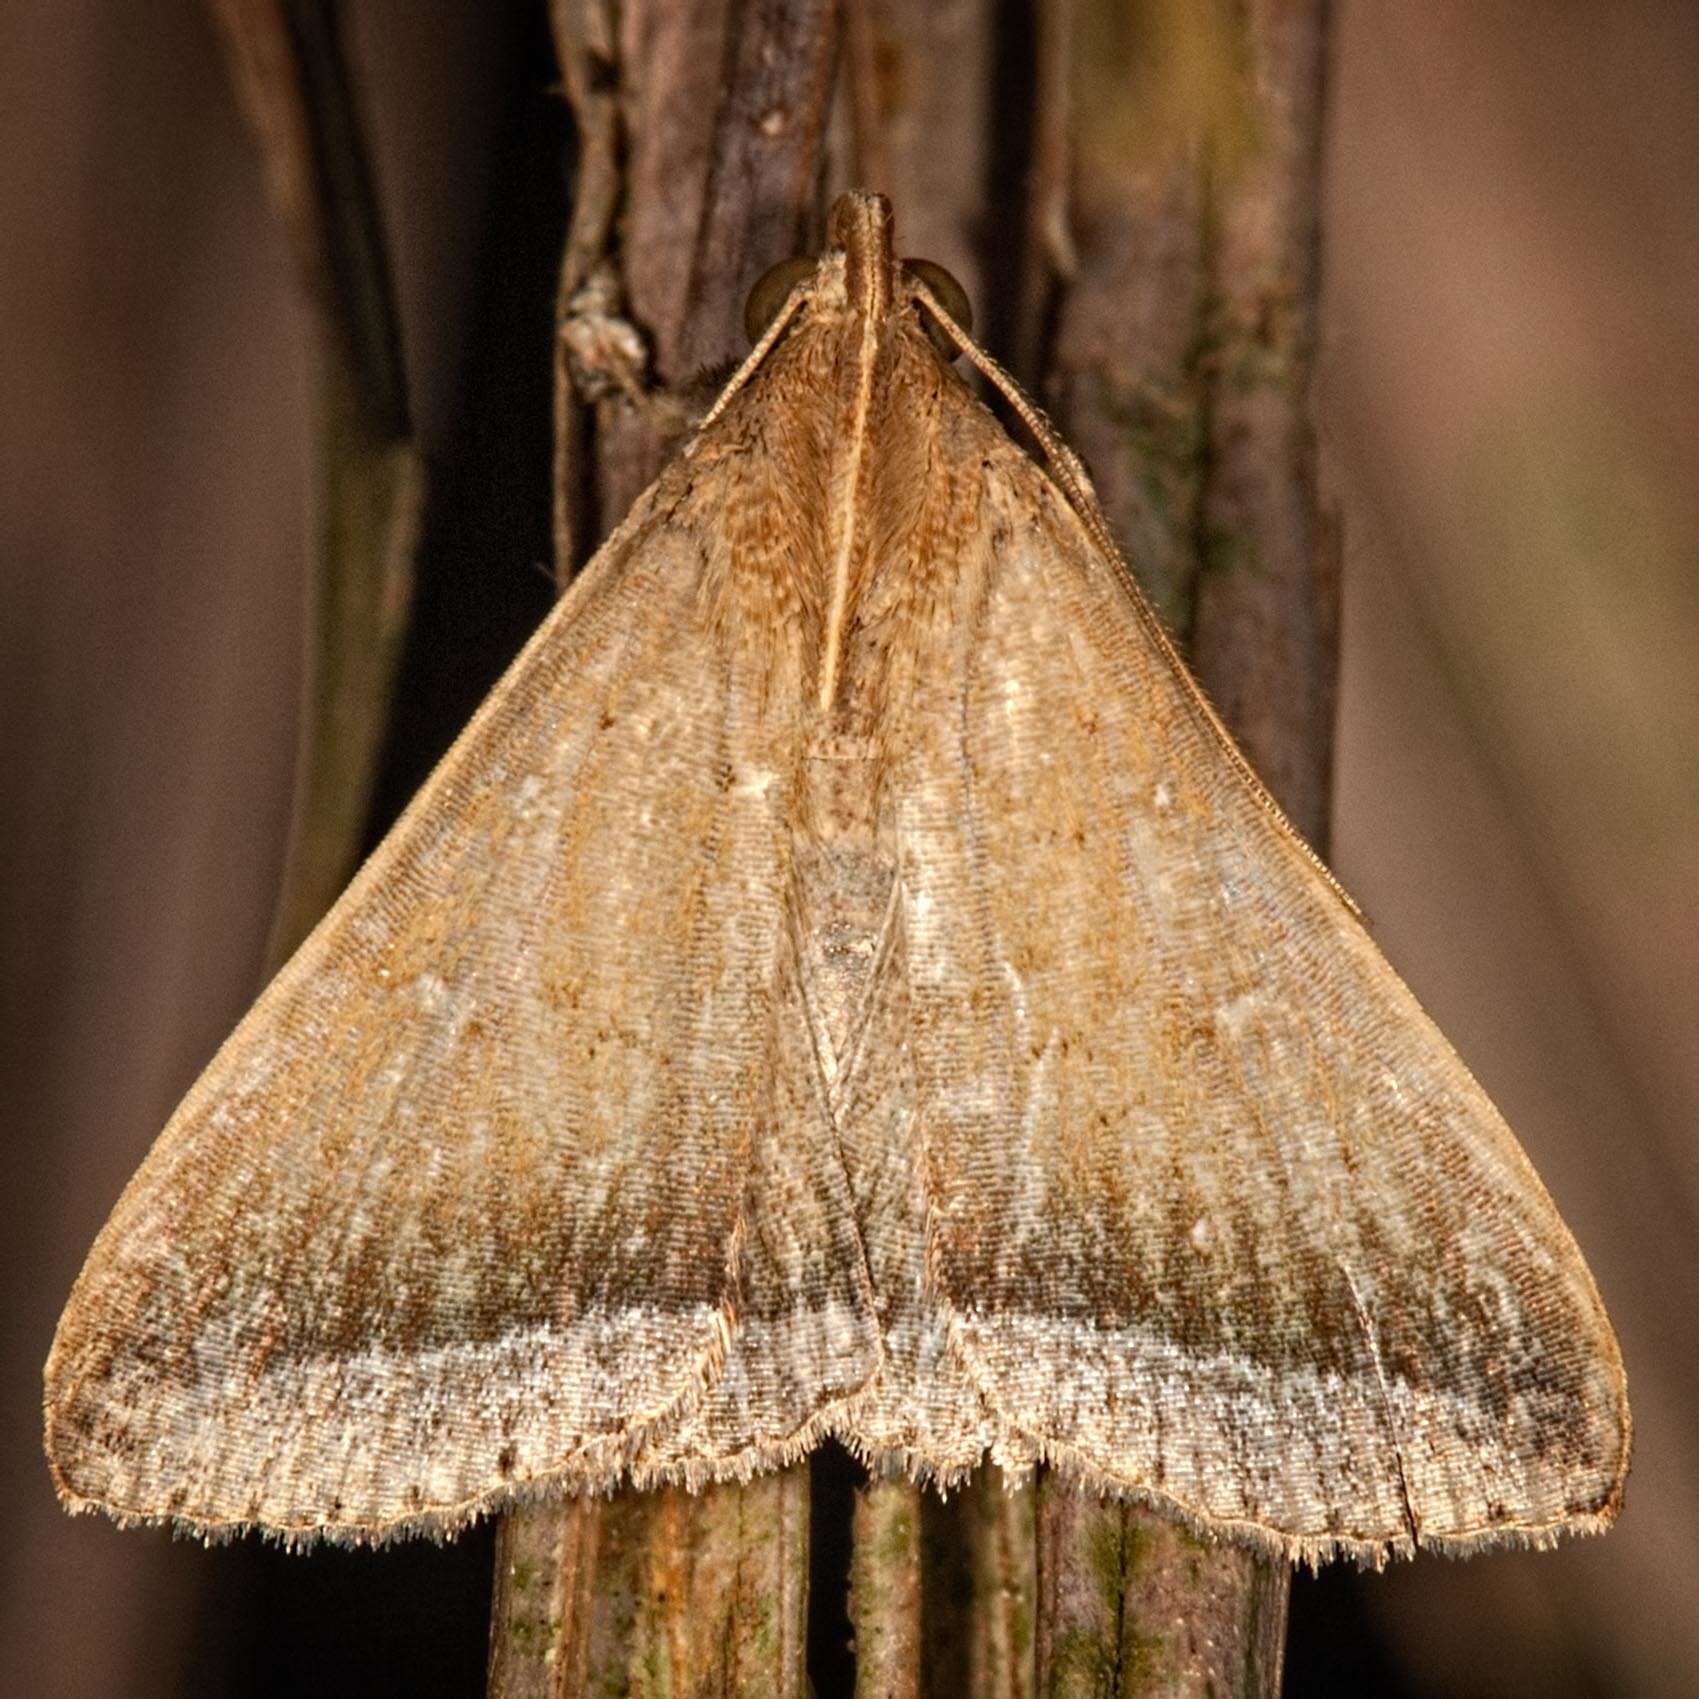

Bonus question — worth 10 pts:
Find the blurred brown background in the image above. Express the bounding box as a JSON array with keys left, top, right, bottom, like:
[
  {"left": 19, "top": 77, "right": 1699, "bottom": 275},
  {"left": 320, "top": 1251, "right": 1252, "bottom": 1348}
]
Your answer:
[{"left": 3, "top": 3, "right": 1695, "bottom": 1694}]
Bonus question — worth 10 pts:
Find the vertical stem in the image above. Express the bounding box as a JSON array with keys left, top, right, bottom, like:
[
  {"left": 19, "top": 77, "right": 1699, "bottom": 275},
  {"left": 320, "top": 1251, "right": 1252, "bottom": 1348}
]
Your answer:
[
  {"left": 838, "top": 0, "right": 996, "bottom": 302},
  {"left": 1035, "top": 1481, "right": 1289, "bottom": 1697},
  {"left": 547, "top": 0, "right": 622, "bottom": 587},
  {"left": 492, "top": 1475, "right": 816, "bottom": 1696},
  {"left": 487, "top": 1498, "right": 602, "bottom": 1697},
  {"left": 1037, "top": 0, "right": 1211, "bottom": 638},
  {"left": 851, "top": 1478, "right": 923, "bottom": 1697},
  {"left": 487, "top": 5, "right": 841, "bottom": 1693},
  {"left": 1190, "top": 0, "right": 1338, "bottom": 849},
  {"left": 922, "top": 1467, "right": 1037, "bottom": 1697},
  {"left": 1030, "top": 1, "right": 1336, "bottom": 1692},
  {"left": 267, "top": 351, "right": 420, "bottom": 968}
]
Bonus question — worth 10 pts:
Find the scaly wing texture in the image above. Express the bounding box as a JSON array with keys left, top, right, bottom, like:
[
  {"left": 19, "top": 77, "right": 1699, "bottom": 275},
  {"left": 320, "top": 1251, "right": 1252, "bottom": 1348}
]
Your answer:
[
  {"left": 891, "top": 408, "right": 1629, "bottom": 1563},
  {"left": 628, "top": 919, "right": 881, "bottom": 1484},
  {"left": 44, "top": 439, "right": 877, "bottom": 1544}
]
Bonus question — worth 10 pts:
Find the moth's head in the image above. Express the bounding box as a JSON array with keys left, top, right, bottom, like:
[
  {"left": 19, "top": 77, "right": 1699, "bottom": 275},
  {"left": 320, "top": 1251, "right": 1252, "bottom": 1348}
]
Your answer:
[{"left": 742, "top": 190, "right": 974, "bottom": 363}]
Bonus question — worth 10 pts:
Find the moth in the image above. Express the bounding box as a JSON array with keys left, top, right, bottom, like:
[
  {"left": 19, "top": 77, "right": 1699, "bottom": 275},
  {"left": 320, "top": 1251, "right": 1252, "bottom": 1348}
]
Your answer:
[{"left": 46, "top": 192, "right": 1628, "bottom": 1565}]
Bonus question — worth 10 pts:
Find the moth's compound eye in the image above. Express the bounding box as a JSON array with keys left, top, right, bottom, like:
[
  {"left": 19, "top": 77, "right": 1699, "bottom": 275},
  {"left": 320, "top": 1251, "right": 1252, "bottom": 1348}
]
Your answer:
[
  {"left": 743, "top": 257, "right": 815, "bottom": 344},
  {"left": 904, "top": 258, "right": 974, "bottom": 357}
]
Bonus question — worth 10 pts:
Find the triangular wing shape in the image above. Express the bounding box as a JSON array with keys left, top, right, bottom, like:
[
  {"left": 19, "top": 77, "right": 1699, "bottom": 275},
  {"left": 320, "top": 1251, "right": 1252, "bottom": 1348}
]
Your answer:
[
  {"left": 44, "top": 446, "right": 878, "bottom": 1544},
  {"left": 47, "top": 186, "right": 1627, "bottom": 1566},
  {"left": 889, "top": 402, "right": 1629, "bottom": 1564}
]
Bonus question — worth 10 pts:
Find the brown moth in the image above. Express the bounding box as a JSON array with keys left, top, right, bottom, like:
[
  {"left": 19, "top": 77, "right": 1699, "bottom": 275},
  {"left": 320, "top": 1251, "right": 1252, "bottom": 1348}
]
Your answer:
[{"left": 45, "top": 192, "right": 1628, "bottom": 1565}]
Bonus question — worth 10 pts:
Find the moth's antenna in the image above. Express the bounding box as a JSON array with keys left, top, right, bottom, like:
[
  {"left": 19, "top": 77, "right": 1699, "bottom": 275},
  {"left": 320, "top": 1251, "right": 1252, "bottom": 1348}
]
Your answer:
[
  {"left": 913, "top": 277, "right": 1360, "bottom": 919},
  {"left": 693, "top": 283, "right": 815, "bottom": 438}
]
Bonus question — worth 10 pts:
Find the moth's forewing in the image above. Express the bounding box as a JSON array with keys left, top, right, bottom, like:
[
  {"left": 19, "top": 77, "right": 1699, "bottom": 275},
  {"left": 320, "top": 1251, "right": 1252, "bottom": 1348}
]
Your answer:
[
  {"left": 43, "top": 449, "right": 873, "bottom": 1541},
  {"left": 885, "top": 398, "right": 1628, "bottom": 1560}
]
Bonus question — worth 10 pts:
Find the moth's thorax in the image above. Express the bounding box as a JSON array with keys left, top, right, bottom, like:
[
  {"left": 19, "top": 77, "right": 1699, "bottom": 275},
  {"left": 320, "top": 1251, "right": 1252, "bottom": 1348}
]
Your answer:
[
  {"left": 698, "top": 194, "right": 988, "bottom": 743},
  {"left": 706, "top": 319, "right": 982, "bottom": 780},
  {"left": 811, "top": 196, "right": 900, "bottom": 718}
]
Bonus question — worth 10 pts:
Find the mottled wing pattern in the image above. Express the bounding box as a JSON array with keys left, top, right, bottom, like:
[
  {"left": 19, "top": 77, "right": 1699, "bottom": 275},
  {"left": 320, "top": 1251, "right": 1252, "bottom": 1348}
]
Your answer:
[
  {"left": 892, "top": 416, "right": 1629, "bottom": 1561},
  {"left": 44, "top": 448, "right": 875, "bottom": 1542}
]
